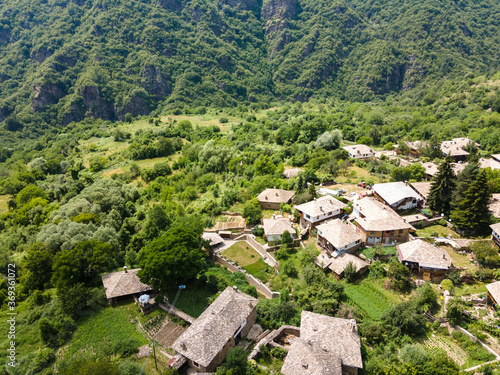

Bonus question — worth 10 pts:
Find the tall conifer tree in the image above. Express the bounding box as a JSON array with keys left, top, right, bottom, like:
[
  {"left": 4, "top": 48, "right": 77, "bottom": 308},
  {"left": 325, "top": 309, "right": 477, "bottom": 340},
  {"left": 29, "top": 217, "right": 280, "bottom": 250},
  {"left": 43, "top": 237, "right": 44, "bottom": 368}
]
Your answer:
[{"left": 427, "top": 158, "right": 456, "bottom": 215}]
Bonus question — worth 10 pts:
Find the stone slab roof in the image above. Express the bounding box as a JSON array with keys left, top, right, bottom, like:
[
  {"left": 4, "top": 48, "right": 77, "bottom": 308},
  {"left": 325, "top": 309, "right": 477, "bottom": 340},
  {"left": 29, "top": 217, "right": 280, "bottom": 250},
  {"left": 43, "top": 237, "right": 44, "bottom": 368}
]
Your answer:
[
  {"left": 257, "top": 188, "right": 295, "bottom": 205},
  {"left": 410, "top": 182, "right": 432, "bottom": 199},
  {"left": 441, "top": 138, "right": 478, "bottom": 156},
  {"left": 343, "top": 144, "right": 374, "bottom": 157},
  {"left": 480, "top": 158, "right": 500, "bottom": 170},
  {"left": 402, "top": 214, "right": 428, "bottom": 225},
  {"left": 315, "top": 253, "right": 333, "bottom": 269},
  {"left": 263, "top": 216, "right": 295, "bottom": 236},
  {"left": 397, "top": 239, "right": 452, "bottom": 270},
  {"left": 283, "top": 168, "right": 304, "bottom": 179},
  {"left": 486, "top": 281, "right": 500, "bottom": 304},
  {"left": 316, "top": 219, "right": 362, "bottom": 249},
  {"left": 101, "top": 268, "right": 153, "bottom": 299},
  {"left": 490, "top": 194, "right": 500, "bottom": 219},
  {"left": 202, "top": 232, "right": 224, "bottom": 247},
  {"left": 421, "top": 162, "right": 467, "bottom": 177},
  {"left": 328, "top": 252, "right": 369, "bottom": 276},
  {"left": 373, "top": 182, "right": 423, "bottom": 207},
  {"left": 490, "top": 222, "right": 500, "bottom": 234},
  {"left": 405, "top": 141, "right": 428, "bottom": 150},
  {"left": 281, "top": 311, "right": 362, "bottom": 375},
  {"left": 295, "top": 196, "right": 346, "bottom": 218},
  {"left": 354, "top": 197, "right": 415, "bottom": 232},
  {"left": 172, "top": 287, "right": 258, "bottom": 368}
]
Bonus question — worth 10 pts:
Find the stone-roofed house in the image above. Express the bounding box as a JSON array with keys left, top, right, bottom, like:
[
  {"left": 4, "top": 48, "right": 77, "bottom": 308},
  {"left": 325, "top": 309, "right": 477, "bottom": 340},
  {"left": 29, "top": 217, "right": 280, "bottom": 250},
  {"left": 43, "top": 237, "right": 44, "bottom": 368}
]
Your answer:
[
  {"left": 397, "top": 239, "right": 452, "bottom": 281},
  {"left": 283, "top": 168, "right": 304, "bottom": 179},
  {"left": 295, "top": 196, "right": 347, "bottom": 229},
  {"left": 440, "top": 138, "right": 479, "bottom": 161},
  {"left": 402, "top": 141, "right": 428, "bottom": 158},
  {"left": 316, "top": 219, "right": 363, "bottom": 253},
  {"left": 202, "top": 232, "right": 224, "bottom": 249},
  {"left": 372, "top": 181, "right": 424, "bottom": 211},
  {"left": 257, "top": 188, "right": 295, "bottom": 210},
  {"left": 328, "top": 252, "right": 369, "bottom": 278},
  {"left": 480, "top": 158, "right": 500, "bottom": 170},
  {"left": 353, "top": 197, "right": 415, "bottom": 245},
  {"left": 486, "top": 281, "right": 500, "bottom": 307},
  {"left": 262, "top": 215, "right": 296, "bottom": 243},
  {"left": 281, "top": 311, "right": 363, "bottom": 375},
  {"left": 490, "top": 223, "right": 500, "bottom": 248},
  {"left": 420, "top": 161, "right": 467, "bottom": 180},
  {"left": 171, "top": 286, "right": 258, "bottom": 373},
  {"left": 343, "top": 144, "right": 375, "bottom": 160},
  {"left": 101, "top": 268, "right": 153, "bottom": 303},
  {"left": 493, "top": 154, "right": 500, "bottom": 163},
  {"left": 489, "top": 194, "right": 500, "bottom": 219},
  {"left": 410, "top": 182, "right": 432, "bottom": 204}
]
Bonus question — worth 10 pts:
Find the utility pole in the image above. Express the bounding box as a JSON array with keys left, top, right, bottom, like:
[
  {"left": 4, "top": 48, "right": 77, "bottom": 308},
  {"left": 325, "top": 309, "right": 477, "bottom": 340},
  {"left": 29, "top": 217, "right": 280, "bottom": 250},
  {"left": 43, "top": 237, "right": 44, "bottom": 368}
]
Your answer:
[{"left": 152, "top": 341, "right": 158, "bottom": 371}]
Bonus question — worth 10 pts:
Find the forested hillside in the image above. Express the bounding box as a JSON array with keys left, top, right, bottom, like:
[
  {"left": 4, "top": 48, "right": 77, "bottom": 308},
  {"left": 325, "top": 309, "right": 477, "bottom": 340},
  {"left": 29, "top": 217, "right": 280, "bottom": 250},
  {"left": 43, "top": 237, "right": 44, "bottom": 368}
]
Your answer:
[{"left": 0, "top": 0, "right": 499, "bottom": 132}]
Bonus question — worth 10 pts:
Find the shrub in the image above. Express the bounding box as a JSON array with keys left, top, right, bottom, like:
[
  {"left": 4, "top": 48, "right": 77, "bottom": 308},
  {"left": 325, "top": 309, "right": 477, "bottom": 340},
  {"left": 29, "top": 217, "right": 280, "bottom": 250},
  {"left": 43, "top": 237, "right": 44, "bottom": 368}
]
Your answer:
[{"left": 219, "top": 117, "right": 229, "bottom": 123}]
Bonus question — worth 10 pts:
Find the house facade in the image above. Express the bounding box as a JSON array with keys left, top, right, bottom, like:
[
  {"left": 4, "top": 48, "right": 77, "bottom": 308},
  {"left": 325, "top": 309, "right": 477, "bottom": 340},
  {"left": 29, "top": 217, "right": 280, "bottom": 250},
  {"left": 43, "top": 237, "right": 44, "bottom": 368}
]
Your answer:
[
  {"left": 257, "top": 188, "right": 295, "bottom": 210},
  {"left": 171, "top": 287, "right": 258, "bottom": 373},
  {"left": 316, "top": 219, "right": 363, "bottom": 254},
  {"left": 343, "top": 144, "right": 375, "bottom": 160},
  {"left": 372, "top": 182, "right": 424, "bottom": 211},
  {"left": 353, "top": 198, "right": 415, "bottom": 245},
  {"left": 294, "top": 196, "right": 347, "bottom": 229},
  {"left": 397, "top": 239, "right": 452, "bottom": 281},
  {"left": 262, "top": 215, "right": 296, "bottom": 243}
]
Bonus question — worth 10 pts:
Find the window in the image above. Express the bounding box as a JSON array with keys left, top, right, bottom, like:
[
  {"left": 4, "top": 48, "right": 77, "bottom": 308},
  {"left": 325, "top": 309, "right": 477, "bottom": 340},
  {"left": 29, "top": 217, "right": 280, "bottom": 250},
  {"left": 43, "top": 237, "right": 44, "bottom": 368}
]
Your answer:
[
  {"left": 193, "top": 361, "right": 200, "bottom": 369},
  {"left": 399, "top": 229, "right": 404, "bottom": 234},
  {"left": 305, "top": 214, "right": 310, "bottom": 219},
  {"left": 328, "top": 212, "right": 333, "bottom": 216}
]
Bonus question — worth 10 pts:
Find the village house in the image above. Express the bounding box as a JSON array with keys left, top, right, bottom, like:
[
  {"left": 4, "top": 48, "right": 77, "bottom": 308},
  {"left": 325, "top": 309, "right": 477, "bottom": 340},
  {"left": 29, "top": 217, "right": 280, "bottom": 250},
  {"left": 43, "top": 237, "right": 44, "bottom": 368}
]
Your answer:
[
  {"left": 372, "top": 181, "right": 424, "bottom": 211},
  {"left": 101, "top": 267, "right": 153, "bottom": 303},
  {"left": 257, "top": 188, "right": 295, "bottom": 210},
  {"left": 490, "top": 223, "right": 500, "bottom": 248},
  {"left": 171, "top": 286, "right": 258, "bottom": 373},
  {"left": 202, "top": 232, "right": 224, "bottom": 251},
  {"left": 410, "top": 181, "right": 432, "bottom": 205},
  {"left": 440, "top": 138, "right": 479, "bottom": 161},
  {"left": 294, "top": 196, "right": 347, "bottom": 229},
  {"left": 489, "top": 194, "right": 500, "bottom": 219},
  {"left": 420, "top": 161, "right": 467, "bottom": 180},
  {"left": 281, "top": 310, "right": 363, "bottom": 375},
  {"left": 479, "top": 158, "right": 500, "bottom": 170},
  {"left": 262, "top": 215, "right": 296, "bottom": 243},
  {"left": 493, "top": 154, "right": 500, "bottom": 163},
  {"left": 315, "top": 251, "right": 369, "bottom": 278},
  {"left": 486, "top": 281, "right": 500, "bottom": 307},
  {"left": 343, "top": 144, "right": 375, "bottom": 160},
  {"left": 353, "top": 197, "right": 415, "bottom": 245},
  {"left": 397, "top": 239, "right": 452, "bottom": 281},
  {"left": 283, "top": 167, "right": 304, "bottom": 179},
  {"left": 400, "top": 141, "right": 427, "bottom": 158},
  {"left": 316, "top": 219, "right": 363, "bottom": 253}
]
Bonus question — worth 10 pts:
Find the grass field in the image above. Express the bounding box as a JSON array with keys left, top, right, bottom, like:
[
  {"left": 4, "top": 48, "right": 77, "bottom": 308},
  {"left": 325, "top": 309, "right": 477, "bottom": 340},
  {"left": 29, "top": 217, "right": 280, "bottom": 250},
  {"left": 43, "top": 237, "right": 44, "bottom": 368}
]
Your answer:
[
  {"left": 344, "top": 279, "right": 395, "bottom": 320},
  {"left": 416, "top": 225, "right": 459, "bottom": 238},
  {"left": 244, "top": 258, "right": 268, "bottom": 275},
  {"left": 360, "top": 246, "right": 397, "bottom": 260},
  {"left": 222, "top": 241, "right": 262, "bottom": 267},
  {"left": 0, "top": 194, "right": 9, "bottom": 213},
  {"left": 166, "top": 286, "right": 215, "bottom": 318}
]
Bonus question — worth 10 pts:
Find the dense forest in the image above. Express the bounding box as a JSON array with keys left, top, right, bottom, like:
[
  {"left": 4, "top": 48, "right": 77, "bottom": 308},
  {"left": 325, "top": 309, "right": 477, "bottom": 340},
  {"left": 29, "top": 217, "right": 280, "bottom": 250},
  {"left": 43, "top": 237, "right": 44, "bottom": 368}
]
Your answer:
[{"left": 0, "top": 0, "right": 499, "bottom": 133}]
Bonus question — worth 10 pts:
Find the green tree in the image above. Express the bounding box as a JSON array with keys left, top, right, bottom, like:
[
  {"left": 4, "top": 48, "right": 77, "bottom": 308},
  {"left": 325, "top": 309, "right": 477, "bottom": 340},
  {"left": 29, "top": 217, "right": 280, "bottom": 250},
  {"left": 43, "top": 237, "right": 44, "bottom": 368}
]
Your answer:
[
  {"left": 343, "top": 261, "right": 357, "bottom": 282},
  {"left": 242, "top": 198, "right": 263, "bottom": 225},
  {"left": 216, "top": 347, "right": 248, "bottom": 375},
  {"left": 381, "top": 301, "right": 426, "bottom": 337},
  {"left": 451, "top": 162, "right": 480, "bottom": 209},
  {"left": 388, "top": 258, "right": 410, "bottom": 291},
  {"left": 451, "top": 170, "right": 491, "bottom": 235},
  {"left": 16, "top": 184, "right": 47, "bottom": 206},
  {"left": 21, "top": 244, "right": 53, "bottom": 293},
  {"left": 281, "top": 230, "right": 293, "bottom": 247},
  {"left": 446, "top": 298, "right": 464, "bottom": 325},
  {"left": 254, "top": 155, "right": 276, "bottom": 176},
  {"left": 138, "top": 218, "right": 204, "bottom": 292},
  {"left": 428, "top": 158, "right": 456, "bottom": 215}
]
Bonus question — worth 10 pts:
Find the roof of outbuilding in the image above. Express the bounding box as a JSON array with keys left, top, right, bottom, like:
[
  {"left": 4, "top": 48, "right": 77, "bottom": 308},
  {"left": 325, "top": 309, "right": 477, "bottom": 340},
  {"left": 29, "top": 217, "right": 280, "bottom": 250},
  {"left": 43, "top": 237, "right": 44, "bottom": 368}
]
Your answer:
[
  {"left": 257, "top": 188, "right": 295, "bottom": 204},
  {"left": 328, "top": 252, "right": 369, "bottom": 276},
  {"left": 373, "top": 182, "right": 423, "bottom": 207},
  {"left": 316, "top": 219, "right": 362, "bottom": 249},
  {"left": 263, "top": 216, "right": 295, "bottom": 236},
  {"left": 489, "top": 194, "right": 500, "bottom": 219},
  {"left": 171, "top": 287, "right": 258, "bottom": 368},
  {"left": 281, "top": 311, "right": 362, "bottom": 375},
  {"left": 486, "top": 281, "right": 500, "bottom": 304},
  {"left": 343, "top": 144, "right": 374, "bottom": 156},
  {"left": 283, "top": 168, "right": 304, "bottom": 178},
  {"left": 397, "top": 239, "right": 452, "bottom": 270},
  {"left": 490, "top": 222, "right": 500, "bottom": 234},
  {"left": 294, "top": 196, "right": 347, "bottom": 218},
  {"left": 410, "top": 182, "right": 432, "bottom": 199},
  {"left": 101, "top": 268, "right": 153, "bottom": 299}
]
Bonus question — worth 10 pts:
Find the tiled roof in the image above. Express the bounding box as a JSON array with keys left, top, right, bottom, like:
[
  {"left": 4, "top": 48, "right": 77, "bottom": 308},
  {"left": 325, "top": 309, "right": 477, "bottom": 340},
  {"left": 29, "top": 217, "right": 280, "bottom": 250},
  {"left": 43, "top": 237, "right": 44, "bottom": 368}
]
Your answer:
[
  {"left": 202, "top": 232, "right": 224, "bottom": 247},
  {"left": 328, "top": 252, "right": 369, "bottom": 276},
  {"left": 295, "top": 196, "right": 346, "bottom": 218},
  {"left": 441, "top": 138, "right": 478, "bottom": 156},
  {"left": 397, "top": 239, "right": 452, "bottom": 270},
  {"left": 281, "top": 311, "right": 362, "bottom": 375},
  {"left": 257, "top": 189, "right": 295, "bottom": 204},
  {"left": 410, "top": 182, "right": 432, "bottom": 199},
  {"left": 263, "top": 216, "right": 295, "bottom": 236},
  {"left": 489, "top": 194, "right": 500, "bottom": 219},
  {"left": 171, "top": 287, "right": 258, "bottom": 368},
  {"left": 316, "top": 219, "right": 362, "bottom": 249},
  {"left": 421, "top": 162, "right": 467, "bottom": 177},
  {"left": 354, "top": 198, "right": 415, "bottom": 232},
  {"left": 480, "top": 158, "right": 500, "bottom": 170},
  {"left": 343, "top": 144, "right": 374, "bottom": 156},
  {"left": 486, "top": 281, "right": 500, "bottom": 304},
  {"left": 101, "top": 268, "right": 153, "bottom": 299},
  {"left": 373, "top": 182, "right": 423, "bottom": 207},
  {"left": 315, "top": 253, "right": 333, "bottom": 269},
  {"left": 490, "top": 222, "right": 500, "bottom": 234},
  {"left": 405, "top": 141, "right": 427, "bottom": 150},
  {"left": 283, "top": 168, "right": 304, "bottom": 179}
]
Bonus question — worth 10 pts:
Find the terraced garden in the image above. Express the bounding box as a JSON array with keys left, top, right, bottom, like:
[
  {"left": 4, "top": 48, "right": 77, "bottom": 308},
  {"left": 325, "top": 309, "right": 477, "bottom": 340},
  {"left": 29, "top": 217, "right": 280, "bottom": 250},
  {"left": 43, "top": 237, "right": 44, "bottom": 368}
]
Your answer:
[{"left": 344, "top": 280, "right": 394, "bottom": 320}]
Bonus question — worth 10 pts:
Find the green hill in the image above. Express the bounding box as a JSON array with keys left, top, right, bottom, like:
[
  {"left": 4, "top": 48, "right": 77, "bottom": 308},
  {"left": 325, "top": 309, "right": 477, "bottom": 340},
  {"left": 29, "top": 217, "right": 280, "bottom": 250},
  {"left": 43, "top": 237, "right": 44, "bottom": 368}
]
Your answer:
[{"left": 0, "top": 0, "right": 499, "bottom": 131}]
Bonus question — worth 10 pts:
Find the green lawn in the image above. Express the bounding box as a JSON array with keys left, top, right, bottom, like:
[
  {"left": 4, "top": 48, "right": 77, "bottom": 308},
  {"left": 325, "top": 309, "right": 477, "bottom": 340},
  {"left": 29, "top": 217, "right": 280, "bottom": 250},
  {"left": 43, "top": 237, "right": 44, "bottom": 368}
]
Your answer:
[
  {"left": 416, "top": 225, "right": 459, "bottom": 238},
  {"left": 344, "top": 279, "right": 395, "bottom": 320},
  {"left": 360, "top": 246, "right": 397, "bottom": 260},
  {"left": 222, "top": 241, "right": 262, "bottom": 267},
  {"left": 166, "top": 286, "right": 215, "bottom": 318}
]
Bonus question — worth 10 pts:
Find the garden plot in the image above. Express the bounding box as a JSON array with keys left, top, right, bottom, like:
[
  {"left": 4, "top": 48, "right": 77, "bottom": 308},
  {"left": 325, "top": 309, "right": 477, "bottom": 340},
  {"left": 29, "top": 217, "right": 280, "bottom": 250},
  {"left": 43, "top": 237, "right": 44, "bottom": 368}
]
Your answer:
[
  {"left": 418, "top": 335, "right": 467, "bottom": 366},
  {"left": 211, "top": 215, "right": 246, "bottom": 231},
  {"left": 154, "top": 320, "right": 187, "bottom": 348}
]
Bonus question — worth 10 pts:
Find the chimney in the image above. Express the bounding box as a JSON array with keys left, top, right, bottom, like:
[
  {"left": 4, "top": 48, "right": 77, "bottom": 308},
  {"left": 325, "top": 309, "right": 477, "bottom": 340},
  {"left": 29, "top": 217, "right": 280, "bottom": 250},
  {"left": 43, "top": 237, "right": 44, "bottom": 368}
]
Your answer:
[
  {"left": 181, "top": 340, "right": 186, "bottom": 349},
  {"left": 123, "top": 266, "right": 128, "bottom": 273},
  {"left": 233, "top": 286, "right": 238, "bottom": 292}
]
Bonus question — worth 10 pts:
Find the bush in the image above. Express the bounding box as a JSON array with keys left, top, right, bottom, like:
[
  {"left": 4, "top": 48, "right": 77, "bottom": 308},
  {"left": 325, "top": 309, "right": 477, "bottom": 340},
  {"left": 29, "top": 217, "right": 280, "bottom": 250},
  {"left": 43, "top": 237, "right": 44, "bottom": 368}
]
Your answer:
[{"left": 219, "top": 117, "right": 229, "bottom": 123}]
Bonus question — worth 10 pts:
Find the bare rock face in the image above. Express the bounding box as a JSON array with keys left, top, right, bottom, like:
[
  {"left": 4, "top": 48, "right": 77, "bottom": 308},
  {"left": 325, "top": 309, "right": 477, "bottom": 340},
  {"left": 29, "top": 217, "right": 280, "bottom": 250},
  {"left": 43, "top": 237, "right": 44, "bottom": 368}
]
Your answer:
[
  {"left": 261, "top": 0, "right": 300, "bottom": 23},
  {"left": 31, "top": 83, "right": 65, "bottom": 112},
  {"left": 402, "top": 54, "right": 424, "bottom": 90},
  {"left": 219, "top": 0, "right": 261, "bottom": 13},
  {"left": 158, "top": 0, "right": 184, "bottom": 11},
  {"left": 80, "top": 85, "right": 115, "bottom": 120},
  {"left": 30, "top": 47, "right": 53, "bottom": 64},
  {"left": 115, "top": 91, "right": 152, "bottom": 121},
  {"left": 141, "top": 65, "right": 172, "bottom": 99}
]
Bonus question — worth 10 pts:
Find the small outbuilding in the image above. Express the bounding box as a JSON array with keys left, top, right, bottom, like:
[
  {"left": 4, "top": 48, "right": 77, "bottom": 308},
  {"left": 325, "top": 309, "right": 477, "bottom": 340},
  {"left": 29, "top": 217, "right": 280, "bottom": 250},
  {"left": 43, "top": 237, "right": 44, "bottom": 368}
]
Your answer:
[
  {"left": 257, "top": 188, "right": 295, "bottom": 210},
  {"left": 343, "top": 144, "right": 375, "bottom": 160},
  {"left": 262, "top": 215, "right": 296, "bottom": 243},
  {"left": 101, "top": 268, "right": 153, "bottom": 303},
  {"left": 486, "top": 281, "right": 500, "bottom": 307}
]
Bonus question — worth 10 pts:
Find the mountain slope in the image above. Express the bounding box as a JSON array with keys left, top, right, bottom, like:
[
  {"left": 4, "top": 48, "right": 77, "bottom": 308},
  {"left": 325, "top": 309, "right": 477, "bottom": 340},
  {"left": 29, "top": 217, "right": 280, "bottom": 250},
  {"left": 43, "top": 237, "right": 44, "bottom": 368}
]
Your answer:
[{"left": 0, "top": 0, "right": 499, "bottom": 130}]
